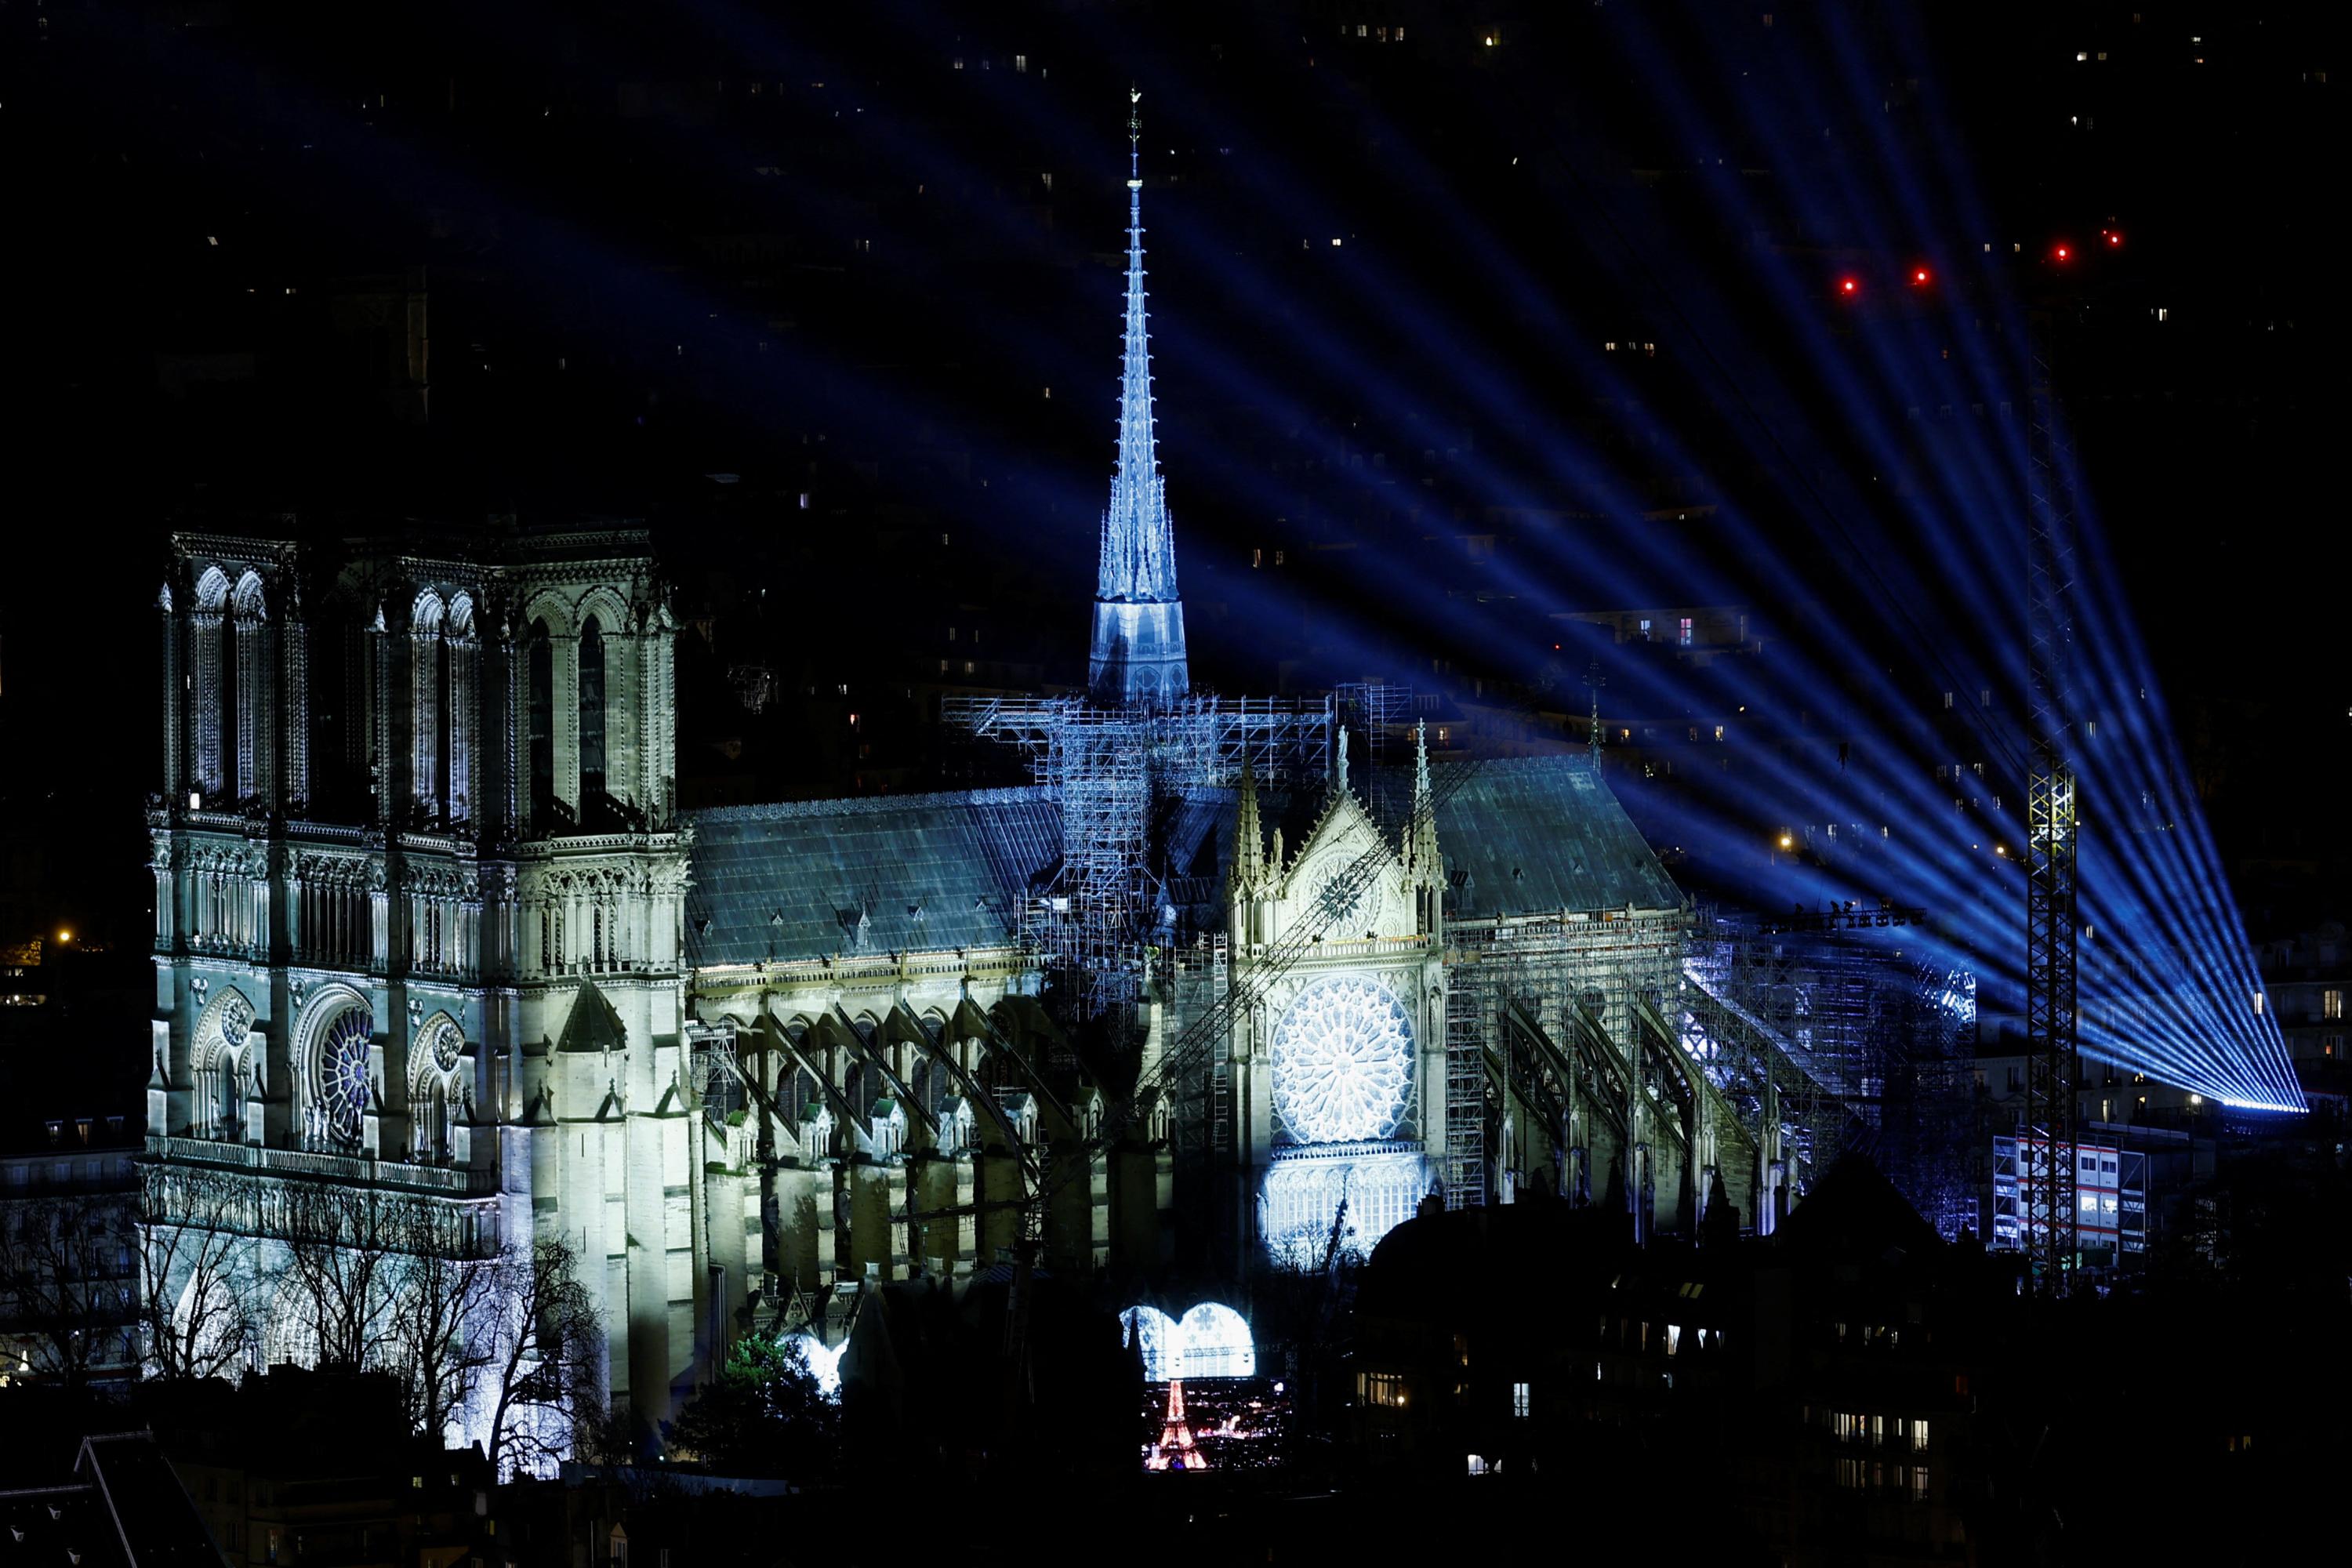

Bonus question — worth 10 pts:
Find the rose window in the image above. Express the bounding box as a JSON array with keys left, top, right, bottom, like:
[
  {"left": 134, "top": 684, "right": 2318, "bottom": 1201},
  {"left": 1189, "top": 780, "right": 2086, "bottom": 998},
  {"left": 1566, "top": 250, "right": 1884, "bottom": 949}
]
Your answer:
[
  {"left": 1271, "top": 975, "right": 1414, "bottom": 1145},
  {"left": 218, "top": 993, "right": 253, "bottom": 1056},
  {"left": 318, "top": 1006, "right": 374, "bottom": 1146},
  {"left": 428, "top": 1019, "right": 464, "bottom": 1073}
]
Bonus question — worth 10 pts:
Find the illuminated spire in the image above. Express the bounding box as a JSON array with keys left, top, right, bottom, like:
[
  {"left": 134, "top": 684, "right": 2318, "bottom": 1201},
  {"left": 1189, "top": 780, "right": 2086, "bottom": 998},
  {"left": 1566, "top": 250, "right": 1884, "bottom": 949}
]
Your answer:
[
  {"left": 1087, "top": 88, "right": 1189, "bottom": 706},
  {"left": 1102, "top": 87, "right": 1178, "bottom": 604}
]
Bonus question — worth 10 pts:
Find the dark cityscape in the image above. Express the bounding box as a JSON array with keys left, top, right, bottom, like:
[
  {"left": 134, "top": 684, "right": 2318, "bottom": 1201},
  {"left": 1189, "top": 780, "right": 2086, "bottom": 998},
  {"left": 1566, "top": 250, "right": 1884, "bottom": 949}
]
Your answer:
[{"left": 2, "top": 2, "right": 2341, "bottom": 1563}]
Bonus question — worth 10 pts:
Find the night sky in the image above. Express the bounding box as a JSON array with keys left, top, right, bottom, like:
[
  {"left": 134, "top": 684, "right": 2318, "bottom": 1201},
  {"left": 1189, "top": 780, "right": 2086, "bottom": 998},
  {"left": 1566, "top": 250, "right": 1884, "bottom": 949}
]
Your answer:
[{"left": 6, "top": 1, "right": 2340, "bottom": 949}]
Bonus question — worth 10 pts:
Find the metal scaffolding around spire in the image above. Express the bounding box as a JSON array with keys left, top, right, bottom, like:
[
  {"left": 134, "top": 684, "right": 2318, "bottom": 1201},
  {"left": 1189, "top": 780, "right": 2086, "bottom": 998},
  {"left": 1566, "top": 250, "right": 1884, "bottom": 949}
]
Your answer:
[{"left": 1089, "top": 87, "right": 1189, "bottom": 706}]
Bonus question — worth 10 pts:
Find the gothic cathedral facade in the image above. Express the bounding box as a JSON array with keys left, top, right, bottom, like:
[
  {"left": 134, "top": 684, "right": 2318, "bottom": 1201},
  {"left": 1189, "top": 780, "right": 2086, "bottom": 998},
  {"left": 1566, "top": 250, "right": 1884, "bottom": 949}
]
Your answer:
[{"left": 146, "top": 525, "right": 710, "bottom": 1439}]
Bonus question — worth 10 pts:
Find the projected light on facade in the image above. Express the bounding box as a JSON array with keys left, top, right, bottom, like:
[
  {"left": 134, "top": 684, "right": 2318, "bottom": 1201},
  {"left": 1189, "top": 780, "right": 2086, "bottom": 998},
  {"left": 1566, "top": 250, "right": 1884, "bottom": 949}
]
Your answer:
[
  {"left": 1121, "top": 1302, "right": 1258, "bottom": 1382},
  {"left": 1259, "top": 1147, "right": 1429, "bottom": 1266},
  {"left": 785, "top": 1331, "right": 844, "bottom": 1397},
  {"left": 1259, "top": 974, "right": 1428, "bottom": 1267},
  {"left": 1271, "top": 974, "right": 1414, "bottom": 1144}
]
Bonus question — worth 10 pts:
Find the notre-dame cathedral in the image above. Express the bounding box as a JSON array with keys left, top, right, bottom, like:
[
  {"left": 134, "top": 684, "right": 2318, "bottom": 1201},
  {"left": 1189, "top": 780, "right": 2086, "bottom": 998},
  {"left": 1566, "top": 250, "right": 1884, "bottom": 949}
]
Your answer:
[{"left": 141, "top": 116, "right": 1726, "bottom": 1459}]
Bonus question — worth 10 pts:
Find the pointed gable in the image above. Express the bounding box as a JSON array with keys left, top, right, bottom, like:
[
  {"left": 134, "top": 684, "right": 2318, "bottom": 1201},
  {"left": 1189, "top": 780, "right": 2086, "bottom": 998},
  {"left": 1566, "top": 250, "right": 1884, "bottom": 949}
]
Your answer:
[{"left": 557, "top": 978, "right": 628, "bottom": 1054}]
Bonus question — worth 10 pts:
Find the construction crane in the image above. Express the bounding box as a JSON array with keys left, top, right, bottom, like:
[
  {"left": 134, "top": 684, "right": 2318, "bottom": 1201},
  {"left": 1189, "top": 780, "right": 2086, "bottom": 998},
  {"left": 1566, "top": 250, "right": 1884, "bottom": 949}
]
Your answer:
[{"left": 2022, "top": 314, "right": 2082, "bottom": 1295}]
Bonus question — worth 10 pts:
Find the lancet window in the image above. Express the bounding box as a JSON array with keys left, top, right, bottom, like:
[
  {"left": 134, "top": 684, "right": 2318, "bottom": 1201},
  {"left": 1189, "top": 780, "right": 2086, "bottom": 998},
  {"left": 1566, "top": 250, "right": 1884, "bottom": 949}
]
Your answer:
[
  {"left": 180, "top": 566, "right": 281, "bottom": 810},
  {"left": 527, "top": 621, "right": 555, "bottom": 826},
  {"left": 579, "top": 617, "right": 608, "bottom": 805}
]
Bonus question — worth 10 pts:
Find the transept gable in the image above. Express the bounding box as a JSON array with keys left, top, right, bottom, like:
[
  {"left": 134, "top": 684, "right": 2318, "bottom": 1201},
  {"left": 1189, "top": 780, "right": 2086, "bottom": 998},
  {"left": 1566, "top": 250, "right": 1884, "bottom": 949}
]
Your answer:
[{"left": 1269, "top": 788, "right": 1417, "bottom": 942}]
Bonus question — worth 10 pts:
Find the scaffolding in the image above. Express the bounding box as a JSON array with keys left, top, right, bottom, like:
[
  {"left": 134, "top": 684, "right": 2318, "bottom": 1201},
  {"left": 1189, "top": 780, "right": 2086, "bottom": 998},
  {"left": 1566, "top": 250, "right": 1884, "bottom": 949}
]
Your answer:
[
  {"left": 1443, "top": 910, "right": 1690, "bottom": 1212},
  {"left": 942, "top": 693, "right": 1333, "bottom": 1020},
  {"left": 1682, "top": 912, "right": 1980, "bottom": 1237},
  {"left": 1335, "top": 681, "right": 1421, "bottom": 830}
]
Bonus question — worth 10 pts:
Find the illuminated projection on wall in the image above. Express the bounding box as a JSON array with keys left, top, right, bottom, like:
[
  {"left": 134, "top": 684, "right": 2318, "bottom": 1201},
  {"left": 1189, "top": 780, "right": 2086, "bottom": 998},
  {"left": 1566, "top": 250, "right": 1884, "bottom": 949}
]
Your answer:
[
  {"left": 1120, "top": 1302, "right": 1258, "bottom": 1383},
  {"left": 1260, "top": 1147, "right": 1430, "bottom": 1267},
  {"left": 785, "top": 1332, "right": 844, "bottom": 1398},
  {"left": 1270, "top": 974, "right": 1415, "bottom": 1144}
]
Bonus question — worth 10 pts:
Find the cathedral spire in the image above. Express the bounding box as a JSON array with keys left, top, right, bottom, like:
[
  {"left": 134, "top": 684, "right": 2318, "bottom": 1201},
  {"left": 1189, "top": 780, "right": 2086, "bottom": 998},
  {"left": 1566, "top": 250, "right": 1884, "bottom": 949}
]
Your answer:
[{"left": 1087, "top": 88, "right": 1190, "bottom": 706}]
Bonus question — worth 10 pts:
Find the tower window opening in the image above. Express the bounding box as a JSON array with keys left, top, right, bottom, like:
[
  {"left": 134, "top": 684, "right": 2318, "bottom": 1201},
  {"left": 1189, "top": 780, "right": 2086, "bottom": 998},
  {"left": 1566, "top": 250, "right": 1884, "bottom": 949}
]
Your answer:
[
  {"left": 579, "top": 619, "right": 607, "bottom": 804},
  {"left": 527, "top": 622, "right": 554, "bottom": 825}
]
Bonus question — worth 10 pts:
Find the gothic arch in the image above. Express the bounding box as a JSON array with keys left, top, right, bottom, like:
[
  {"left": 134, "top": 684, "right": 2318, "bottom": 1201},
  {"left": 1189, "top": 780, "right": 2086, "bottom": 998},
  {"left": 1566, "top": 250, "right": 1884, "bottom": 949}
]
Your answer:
[
  {"left": 408, "top": 1011, "right": 467, "bottom": 1160},
  {"left": 520, "top": 589, "right": 575, "bottom": 638},
  {"left": 411, "top": 586, "right": 447, "bottom": 633},
  {"left": 408, "top": 1011, "right": 467, "bottom": 1097},
  {"left": 191, "top": 985, "right": 260, "bottom": 1139},
  {"left": 445, "top": 590, "right": 477, "bottom": 639},
  {"left": 263, "top": 1274, "right": 321, "bottom": 1370},
  {"left": 191, "top": 985, "right": 258, "bottom": 1074},
  {"left": 779, "top": 1014, "right": 821, "bottom": 1117},
  {"left": 292, "top": 982, "right": 376, "bottom": 1150},
  {"left": 574, "top": 585, "right": 633, "bottom": 638},
  {"left": 193, "top": 566, "right": 230, "bottom": 613},
  {"left": 230, "top": 570, "right": 268, "bottom": 622}
]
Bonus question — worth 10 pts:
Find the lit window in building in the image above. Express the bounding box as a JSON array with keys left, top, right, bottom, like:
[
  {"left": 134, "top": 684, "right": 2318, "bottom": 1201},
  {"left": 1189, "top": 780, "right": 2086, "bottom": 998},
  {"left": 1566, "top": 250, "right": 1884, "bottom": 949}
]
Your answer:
[
  {"left": 1638, "top": 619, "right": 1653, "bottom": 640},
  {"left": 1512, "top": 1382, "right": 1530, "bottom": 1418},
  {"left": 1359, "top": 1372, "right": 1406, "bottom": 1408},
  {"left": 2252, "top": 992, "right": 2264, "bottom": 1015},
  {"left": 2325, "top": 989, "right": 2343, "bottom": 1020},
  {"left": 1678, "top": 617, "right": 1693, "bottom": 646}
]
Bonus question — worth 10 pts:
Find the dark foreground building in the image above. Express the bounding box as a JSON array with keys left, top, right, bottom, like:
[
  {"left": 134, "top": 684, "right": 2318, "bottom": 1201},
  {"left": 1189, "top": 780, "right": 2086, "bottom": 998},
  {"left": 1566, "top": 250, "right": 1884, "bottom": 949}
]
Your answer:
[{"left": 1346, "top": 1160, "right": 2043, "bottom": 1563}]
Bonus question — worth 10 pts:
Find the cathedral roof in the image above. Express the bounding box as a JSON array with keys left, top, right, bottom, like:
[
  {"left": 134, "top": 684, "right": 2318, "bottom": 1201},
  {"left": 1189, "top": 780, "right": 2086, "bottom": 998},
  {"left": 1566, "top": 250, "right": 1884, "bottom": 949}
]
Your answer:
[
  {"left": 683, "top": 757, "right": 1675, "bottom": 967},
  {"left": 1430, "top": 755, "right": 1686, "bottom": 920},
  {"left": 685, "top": 787, "right": 1061, "bottom": 966},
  {"left": 1174, "top": 754, "right": 1681, "bottom": 924}
]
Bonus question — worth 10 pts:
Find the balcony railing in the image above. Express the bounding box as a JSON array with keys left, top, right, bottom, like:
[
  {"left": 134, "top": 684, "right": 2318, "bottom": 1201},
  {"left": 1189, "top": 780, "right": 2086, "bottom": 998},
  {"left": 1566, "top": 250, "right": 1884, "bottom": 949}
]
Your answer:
[{"left": 144, "top": 1135, "right": 499, "bottom": 1197}]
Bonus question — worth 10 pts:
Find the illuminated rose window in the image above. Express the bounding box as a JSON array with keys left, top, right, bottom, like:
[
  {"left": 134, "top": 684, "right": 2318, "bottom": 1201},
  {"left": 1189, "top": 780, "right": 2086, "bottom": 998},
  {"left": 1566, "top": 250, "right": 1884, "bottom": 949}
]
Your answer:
[
  {"left": 318, "top": 1006, "right": 374, "bottom": 1146},
  {"left": 1271, "top": 974, "right": 1414, "bottom": 1145}
]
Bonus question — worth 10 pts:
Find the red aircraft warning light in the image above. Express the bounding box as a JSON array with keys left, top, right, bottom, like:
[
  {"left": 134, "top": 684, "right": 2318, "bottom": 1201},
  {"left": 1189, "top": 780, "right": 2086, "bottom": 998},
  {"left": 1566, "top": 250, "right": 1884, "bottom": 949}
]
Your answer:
[
  {"left": 2103, "top": 229, "right": 2124, "bottom": 248},
  {"left": 1911, "top": 267, "right": 1932, "bottom": 286},
  {"left": 2053, "top": 242, "right": 2073, "bottom": 262},
  {"left": 1839, "top": 276, "right": 1860, "bottom": 296}
]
